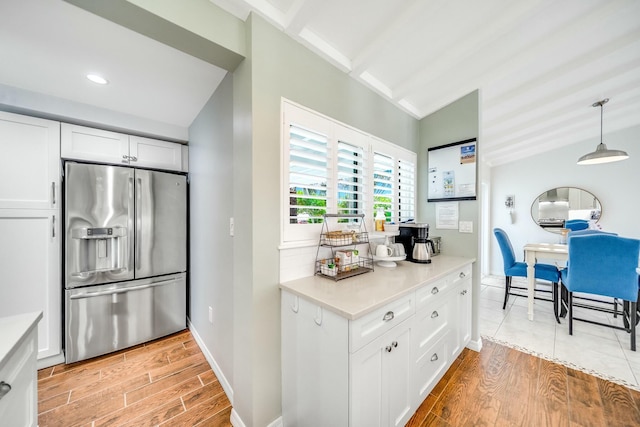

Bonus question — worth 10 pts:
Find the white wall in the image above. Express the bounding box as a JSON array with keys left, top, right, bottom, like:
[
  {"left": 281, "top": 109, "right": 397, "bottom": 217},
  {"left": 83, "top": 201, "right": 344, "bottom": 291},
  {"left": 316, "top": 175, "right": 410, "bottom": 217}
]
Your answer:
[{"left": 489, "top": 124, "right": 640, "bottom": 276}]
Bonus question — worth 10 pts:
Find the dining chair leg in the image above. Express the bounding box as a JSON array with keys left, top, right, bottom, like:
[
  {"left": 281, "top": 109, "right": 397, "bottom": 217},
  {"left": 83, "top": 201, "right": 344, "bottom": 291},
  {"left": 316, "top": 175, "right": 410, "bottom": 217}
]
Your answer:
[
  {"left": 568, "top": 291, "right": 573, "bottom": 336},
  {"left": 503, "top": 276, "right": 511, "bottom": 309},
  {"left": 631, "top": 301, "right": 637, "bottom": 352},
  {"left": 560, "top": 285, "right": 568, "bottom": 318},
  {"left": 552, "top": 282, "right": 560, "bottom": 324}
]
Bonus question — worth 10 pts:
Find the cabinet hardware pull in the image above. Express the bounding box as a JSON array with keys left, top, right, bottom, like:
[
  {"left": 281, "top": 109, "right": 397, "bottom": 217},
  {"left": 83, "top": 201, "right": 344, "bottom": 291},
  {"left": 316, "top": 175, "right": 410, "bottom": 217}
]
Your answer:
[
  {"left": 392, "top": 341, "right": 398, "bottom": 348},
  {"left": 52, "top": 215, "right": 56, "bottom": 238},
  {"left": 51, "top": 182, "right": 56, "bottom": 205},
  {"left": 431, "top": 311, "right": 439, "bottom": 318},
  {"left": 461, "top": 289, "right": 468, "bottom": 295},
  {"left": 430, "top": 353, "right": 439, "bottom": 362},
  {"left": 122, "top": 154, "right": 130, "bottom": 163},
  {"left": 431, "top": 287, "right": 439, "bottom": 295},
  {"left": 130, "top": 156, "right": 138, "bottom": 162},
  {"left": 385, "top": 345, "right": 392, "bottom": 353},
  {"left": 291, "top": 296, "right": 299, "bottom": 313},
  {"left": 382, "top": 311, "right": 394, "bottom": 322},
  {"left": 314, "top": 307, "right": 323, "bottom": 326},
  {"left": 459, "top": 272, "right": 466, "bottom": 278},
  {"left": 0, "top": 381, "right": 11, "bottom": 400}
]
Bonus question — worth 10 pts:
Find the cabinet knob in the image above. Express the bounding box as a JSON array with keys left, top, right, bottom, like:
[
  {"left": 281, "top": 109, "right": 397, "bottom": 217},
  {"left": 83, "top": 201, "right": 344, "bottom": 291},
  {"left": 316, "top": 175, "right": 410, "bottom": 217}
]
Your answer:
[
  {"left": 382, "top": 311, "right": 394, "bottom": 322},
  {"left": 392, "top": 341, "right": 398, "bottom": 348},
  {"left": 385, "top": 345, "right": 393, "bottom": 353},
  {"left": 431, "top": 311, "right": 439, "bottom": 319},
  {"left": 431, "top": 287, "right": 439, "bottom": 295},
  {"left": 430, "top": 353, "right": 439, "bottom": 362},
  {"left": 130, "top": 156, "right": 138, "bottom": 162},
  {"left": 461, "top": 289, "right": 468, "bottom": 295},
  {"left": 459, "top": 272, "right": 466, "bottom": 278},
  {"left": 0, "top": 381, "right": 11, "bottom": 400}
]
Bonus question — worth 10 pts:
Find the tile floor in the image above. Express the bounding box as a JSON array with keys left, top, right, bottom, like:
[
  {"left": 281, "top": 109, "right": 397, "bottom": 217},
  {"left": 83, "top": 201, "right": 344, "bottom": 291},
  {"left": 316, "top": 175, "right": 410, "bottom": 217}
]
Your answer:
[{"left": 479, "top": 275, "right": 640, "bottom": 391}]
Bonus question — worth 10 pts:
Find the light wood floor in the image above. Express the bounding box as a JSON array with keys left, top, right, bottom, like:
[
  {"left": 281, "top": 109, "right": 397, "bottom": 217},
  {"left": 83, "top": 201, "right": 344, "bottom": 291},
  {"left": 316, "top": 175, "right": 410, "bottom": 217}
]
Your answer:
[
  {"left": 38, "top": 331, "right": 640, "bottom": 427},
  {"left": 406, "top": 339, "right": 640, "bottom": 426},
  {"left": 37, "top": 329, "right": 232, "bottom": 427}
]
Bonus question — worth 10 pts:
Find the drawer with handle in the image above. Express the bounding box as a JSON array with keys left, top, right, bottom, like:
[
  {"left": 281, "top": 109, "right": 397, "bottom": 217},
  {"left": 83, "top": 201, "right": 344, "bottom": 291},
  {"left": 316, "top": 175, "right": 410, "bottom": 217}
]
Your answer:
[
  {"left": 415, "top": 275, "right": 449, "bottom": 310},
  {"left": 349, "top": 294, "right": 415, "bottom": 353}
]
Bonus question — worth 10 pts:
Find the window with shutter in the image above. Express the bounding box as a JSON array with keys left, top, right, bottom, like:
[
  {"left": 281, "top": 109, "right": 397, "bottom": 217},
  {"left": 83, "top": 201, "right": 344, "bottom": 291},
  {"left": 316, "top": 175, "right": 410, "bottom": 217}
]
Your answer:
[
  {"left": 373, "top": 152, "right": 394, "bottom": 222},
  {"left": 398, "top": 158, "right": 416, "bottom": 223},
  {"left": 282, "top": 100, "right": 416, "bottom": 244},
  {"left": 288, "top": 125, "right": 328, "bottom": 225}
]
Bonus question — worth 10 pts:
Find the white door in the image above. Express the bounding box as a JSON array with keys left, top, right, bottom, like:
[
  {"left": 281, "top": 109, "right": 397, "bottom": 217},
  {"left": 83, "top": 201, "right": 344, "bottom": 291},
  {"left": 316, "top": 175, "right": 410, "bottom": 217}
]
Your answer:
[
  {"left": 0, "top": 112, "right": 60, "bottom": 210},
  {"left": 61, "top": 123, "right": 129, "bottom": 165},
  {"left": 0, "top": 210, "right": 61, "bottom": 359},
  {"left": 129, "top": 135, "right": 184, "bottom": 172}
]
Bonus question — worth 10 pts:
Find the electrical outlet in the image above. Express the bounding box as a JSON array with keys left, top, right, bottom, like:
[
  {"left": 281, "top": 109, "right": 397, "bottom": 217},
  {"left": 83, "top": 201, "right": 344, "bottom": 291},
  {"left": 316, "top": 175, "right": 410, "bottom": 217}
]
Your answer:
[
  {"left": 230, "top": 217, "right": 234, "bottom": 236},
  {"left": 208, "top": 306, "right": 213, "bottom": 324}
]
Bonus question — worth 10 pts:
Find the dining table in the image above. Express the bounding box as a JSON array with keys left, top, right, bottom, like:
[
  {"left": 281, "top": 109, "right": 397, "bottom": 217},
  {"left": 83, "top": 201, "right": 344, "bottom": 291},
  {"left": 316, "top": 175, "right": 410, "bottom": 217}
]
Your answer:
[{"left": 523, "top": 243, "right": 568, "bottom": 321}]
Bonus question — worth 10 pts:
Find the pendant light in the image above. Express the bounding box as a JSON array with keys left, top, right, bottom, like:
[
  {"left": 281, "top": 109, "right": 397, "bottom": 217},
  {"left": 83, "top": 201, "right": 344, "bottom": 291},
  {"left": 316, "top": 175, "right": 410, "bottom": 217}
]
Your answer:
[{"left": 577, "top": 98, "right": 629, "bottom": 165}]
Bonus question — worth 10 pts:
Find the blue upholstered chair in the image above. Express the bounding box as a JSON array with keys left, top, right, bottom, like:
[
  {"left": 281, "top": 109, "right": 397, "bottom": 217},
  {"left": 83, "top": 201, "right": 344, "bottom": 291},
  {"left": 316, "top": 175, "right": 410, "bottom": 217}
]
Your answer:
[
  {"left": 494, "top": 228, "right": 562, "bottom": 322},
  {"left": 559, "top": 229, "right": 619, "bottom": 317},
  {"left": 560, "top": 234, "right": 640, "bottom": 351},
  {"left": 564, "top": 219, "right": 589, "bottom": 231}
]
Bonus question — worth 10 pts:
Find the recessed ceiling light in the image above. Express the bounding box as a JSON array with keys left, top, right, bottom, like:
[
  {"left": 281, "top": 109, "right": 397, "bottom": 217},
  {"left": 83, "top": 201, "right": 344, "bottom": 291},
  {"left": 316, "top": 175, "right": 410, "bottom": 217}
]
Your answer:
[{"left": 86, "top": 74, "right": 109, "bottom": 85}]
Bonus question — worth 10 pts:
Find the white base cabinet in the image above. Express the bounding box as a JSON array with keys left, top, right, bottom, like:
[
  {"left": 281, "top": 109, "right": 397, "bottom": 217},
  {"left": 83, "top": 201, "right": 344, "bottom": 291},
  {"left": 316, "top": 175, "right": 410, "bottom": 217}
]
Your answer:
[
  {"left": 61, "top": 123, "right": 187, "bottom": 172},
  {"left": 0, "top": 312, "right": 42, "bottom": 427},
  {"left": 281, "top": 263, "right": 472, "bottom": 427}
]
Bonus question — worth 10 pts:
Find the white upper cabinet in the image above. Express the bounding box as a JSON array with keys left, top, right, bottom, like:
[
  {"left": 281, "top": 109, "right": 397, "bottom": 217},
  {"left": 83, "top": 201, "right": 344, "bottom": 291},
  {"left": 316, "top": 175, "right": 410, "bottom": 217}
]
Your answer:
[
  {"left": 61, "top": 123, "right": 187, "bottom": 172},
  {"left": 129, "top": 135, "right": 184, "bottom": 172},
  {"left": 61, "top": 123, "right": 129, "bottom": 166},
  {"left": 0, "top": 112, "right": 60, "bottom": 210}
]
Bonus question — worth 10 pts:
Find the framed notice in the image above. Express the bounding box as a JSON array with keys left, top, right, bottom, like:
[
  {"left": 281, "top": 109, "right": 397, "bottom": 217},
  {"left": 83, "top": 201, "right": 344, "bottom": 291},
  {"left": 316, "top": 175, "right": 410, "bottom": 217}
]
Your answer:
[{"left": 427, "top": 138, "right": 477, "bottom": 202}]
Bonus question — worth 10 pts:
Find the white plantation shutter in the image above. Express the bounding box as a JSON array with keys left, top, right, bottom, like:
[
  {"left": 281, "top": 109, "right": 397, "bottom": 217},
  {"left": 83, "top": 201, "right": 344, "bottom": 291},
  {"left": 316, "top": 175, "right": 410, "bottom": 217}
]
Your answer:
[
  {"left": 282, "top": 101, "right": 416, "bottom": 243},
  {"left": 397, "top": 158, "right": 416, "bottom": 223},
  {"left": 336, "top": 141, "right": 365, "bottom": 220},
  {"left": 288, "top": 124, "right": 328, "bottom": 225},
  {"left": 373, "top": 152, "right": 394, "bottom": 222}
]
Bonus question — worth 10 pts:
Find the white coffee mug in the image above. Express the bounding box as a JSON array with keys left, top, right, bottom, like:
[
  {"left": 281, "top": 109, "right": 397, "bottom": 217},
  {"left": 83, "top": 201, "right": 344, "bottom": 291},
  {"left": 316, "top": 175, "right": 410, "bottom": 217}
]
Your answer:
[{"left": 376, "top": 244, "right": 393, "bottom": 258}]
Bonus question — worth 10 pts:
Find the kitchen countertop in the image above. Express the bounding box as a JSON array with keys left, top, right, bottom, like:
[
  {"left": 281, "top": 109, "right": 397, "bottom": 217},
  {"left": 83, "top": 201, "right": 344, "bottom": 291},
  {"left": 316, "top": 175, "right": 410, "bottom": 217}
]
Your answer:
[
  {"left": 0, "top": 311, "right": 42, "bottom": 370},
  {"left": 280, "top": 255, "right": 475, "bottom": 320}
]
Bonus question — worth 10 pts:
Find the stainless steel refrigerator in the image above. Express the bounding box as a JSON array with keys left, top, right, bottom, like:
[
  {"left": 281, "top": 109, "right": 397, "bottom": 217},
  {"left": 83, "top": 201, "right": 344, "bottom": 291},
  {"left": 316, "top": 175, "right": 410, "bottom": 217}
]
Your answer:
[{"left": 63, "top": 161, "right": 187, "bottom": 363}]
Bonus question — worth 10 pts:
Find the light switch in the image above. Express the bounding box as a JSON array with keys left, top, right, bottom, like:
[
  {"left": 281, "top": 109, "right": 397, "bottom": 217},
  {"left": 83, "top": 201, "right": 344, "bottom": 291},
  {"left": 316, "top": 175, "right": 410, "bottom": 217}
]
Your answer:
[{"left": 459, "top": 221, "right": 473, "bottom": 233}]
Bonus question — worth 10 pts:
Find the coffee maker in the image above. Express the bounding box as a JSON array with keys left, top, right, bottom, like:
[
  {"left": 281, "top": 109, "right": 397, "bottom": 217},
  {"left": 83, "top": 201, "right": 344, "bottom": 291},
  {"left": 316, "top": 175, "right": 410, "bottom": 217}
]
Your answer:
[{"left": 397, "top": 223, "right": 435, "bottom": 263}]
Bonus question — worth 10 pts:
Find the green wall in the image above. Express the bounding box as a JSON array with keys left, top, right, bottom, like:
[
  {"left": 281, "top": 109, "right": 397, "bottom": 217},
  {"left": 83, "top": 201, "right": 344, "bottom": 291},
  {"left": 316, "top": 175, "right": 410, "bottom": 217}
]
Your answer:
[{"left": 418, "top": 90, "right": 481, "bottom": 347}]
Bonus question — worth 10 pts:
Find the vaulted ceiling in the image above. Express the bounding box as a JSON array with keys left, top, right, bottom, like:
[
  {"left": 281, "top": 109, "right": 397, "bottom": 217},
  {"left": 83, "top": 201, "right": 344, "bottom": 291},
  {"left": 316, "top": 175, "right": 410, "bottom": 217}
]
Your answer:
[
  {"left": 210, "top": 0, "right": 640, "bottom": 165},
  {"left": 1, "top": 0, "right": 638, "bottom": 165}
]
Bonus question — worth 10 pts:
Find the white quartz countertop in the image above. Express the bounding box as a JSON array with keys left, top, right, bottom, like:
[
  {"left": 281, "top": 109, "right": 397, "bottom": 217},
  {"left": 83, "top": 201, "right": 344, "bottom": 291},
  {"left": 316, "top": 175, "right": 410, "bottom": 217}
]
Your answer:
[
  {"left": 0, "top": 311, "right": 42, "bottom": 370},
  {"left": 280, "top": 255, "right": 475, "bottom": 320}
]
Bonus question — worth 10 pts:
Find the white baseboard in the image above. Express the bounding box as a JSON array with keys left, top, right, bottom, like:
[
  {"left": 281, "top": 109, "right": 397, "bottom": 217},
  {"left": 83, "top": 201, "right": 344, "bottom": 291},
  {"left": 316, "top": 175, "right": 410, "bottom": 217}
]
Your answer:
[
  {"left": 267, "top": 416, "right": 283, "bottom": 427},
  {"left": 37, "top": 352, "right": 65, "bottom": 370},
  {"left": 187, "top": 319, "right": 234, "bottom": 406},
  {"left": 229, "top": 409, "right": 283, "bottom": 427},
  {"left": 467, "top": 336, "right": 483, "bottom": 352}
]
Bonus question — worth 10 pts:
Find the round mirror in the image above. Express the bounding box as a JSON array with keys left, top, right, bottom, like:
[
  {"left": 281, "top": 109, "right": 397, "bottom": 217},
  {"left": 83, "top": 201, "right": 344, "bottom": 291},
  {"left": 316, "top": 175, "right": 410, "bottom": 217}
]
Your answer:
[{"left": 531, "top": 187, "right": 601, "bottom": 234}]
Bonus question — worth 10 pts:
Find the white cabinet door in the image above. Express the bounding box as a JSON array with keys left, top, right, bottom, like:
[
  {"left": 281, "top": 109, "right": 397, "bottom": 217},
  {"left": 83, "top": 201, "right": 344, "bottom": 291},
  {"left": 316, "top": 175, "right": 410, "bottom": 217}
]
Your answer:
[
  {"left": 129, "top": 135, "right": 184, "bottom": 172},
  {"left": 0, "top": 210, "right": 61, "bottom": 360},
  {"left": 0, "top": 112, "right": 60, "bottom": 210},
  {"left": 61, "top": 123, "right": 129, "bottom": 165},
  {"left": 281, "top": 292, "right": 349, "bottom": 427},
  {"left": 0, "top": 321, "right": 38, "bottom": 427},
  {"left": 351, "top": 320, "right": 413, "bottom": 427}
]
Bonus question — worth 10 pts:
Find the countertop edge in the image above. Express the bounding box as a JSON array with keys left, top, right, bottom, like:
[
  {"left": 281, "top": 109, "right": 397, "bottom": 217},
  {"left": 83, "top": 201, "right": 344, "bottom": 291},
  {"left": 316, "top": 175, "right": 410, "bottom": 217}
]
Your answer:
[
  {"left": 280, "top": 256, "right": 475, "bottom": 320},
  {"left": 0, "top": 311, "right": 43, "bottom": 369}
]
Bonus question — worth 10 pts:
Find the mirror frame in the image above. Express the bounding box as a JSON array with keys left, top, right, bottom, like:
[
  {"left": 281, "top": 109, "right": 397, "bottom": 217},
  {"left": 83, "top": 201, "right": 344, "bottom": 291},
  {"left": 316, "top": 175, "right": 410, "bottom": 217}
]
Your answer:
[{"left": 531, "top": 187, "right": 602, "bottom": 234}]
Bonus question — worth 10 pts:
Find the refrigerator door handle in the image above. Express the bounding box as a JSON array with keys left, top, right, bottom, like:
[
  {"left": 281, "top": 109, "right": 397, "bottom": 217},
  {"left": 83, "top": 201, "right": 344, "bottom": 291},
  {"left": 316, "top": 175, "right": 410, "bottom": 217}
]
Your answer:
[
  {"left": 69, "top": 278, "right": 177, "bottom": 300},
  {"left": 136, "top": 176, "right": 142, "bottom": 271}
]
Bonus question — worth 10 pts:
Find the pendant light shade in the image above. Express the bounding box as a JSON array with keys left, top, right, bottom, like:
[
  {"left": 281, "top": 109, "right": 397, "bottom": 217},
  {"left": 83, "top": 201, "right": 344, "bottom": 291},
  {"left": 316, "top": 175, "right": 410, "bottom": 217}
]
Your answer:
[{"left": 577, "top": 98, "right": 629, "bottom": 165}]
